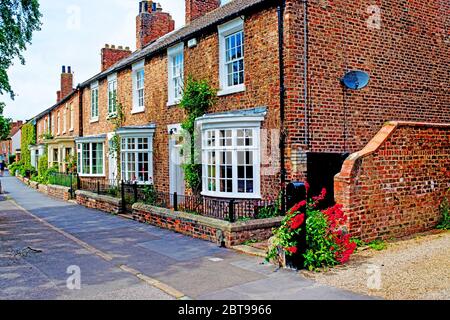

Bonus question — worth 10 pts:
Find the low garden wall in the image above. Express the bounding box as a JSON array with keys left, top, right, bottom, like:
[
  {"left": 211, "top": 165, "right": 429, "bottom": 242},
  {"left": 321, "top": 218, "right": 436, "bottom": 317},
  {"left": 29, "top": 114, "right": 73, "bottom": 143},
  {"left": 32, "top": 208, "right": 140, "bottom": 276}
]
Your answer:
[
  {"left": 133, "top": 203, "right": 283, "bottom": 247},
  {"left": 75, "top": 190, "right": 122, "bottom": 215},
  {"left": 335, "top": 121, "right": 450, "bottom": 242},
  {"left": 47, "top": 185, "right": 72, "bottom": 202}
]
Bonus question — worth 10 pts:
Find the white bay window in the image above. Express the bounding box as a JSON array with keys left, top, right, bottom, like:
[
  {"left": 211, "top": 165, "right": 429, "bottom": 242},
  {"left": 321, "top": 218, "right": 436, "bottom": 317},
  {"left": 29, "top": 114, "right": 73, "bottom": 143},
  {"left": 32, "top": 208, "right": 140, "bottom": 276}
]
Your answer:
[
  {"left": 198, "top": 108, "right": 267, "bottom": 199},
  {"left": 76, "top": 139, "right": 105, "bottom": 176},
  {"left": 117, "top": 125, "right": 155, "bottom": 184}
]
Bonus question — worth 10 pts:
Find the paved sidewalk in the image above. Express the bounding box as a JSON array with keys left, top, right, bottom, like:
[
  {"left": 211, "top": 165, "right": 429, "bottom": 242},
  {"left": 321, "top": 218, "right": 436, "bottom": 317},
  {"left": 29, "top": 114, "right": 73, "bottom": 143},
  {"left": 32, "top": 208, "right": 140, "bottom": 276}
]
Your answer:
[{"left": 0, "top": 174, "right": 369, "bottom": 300}]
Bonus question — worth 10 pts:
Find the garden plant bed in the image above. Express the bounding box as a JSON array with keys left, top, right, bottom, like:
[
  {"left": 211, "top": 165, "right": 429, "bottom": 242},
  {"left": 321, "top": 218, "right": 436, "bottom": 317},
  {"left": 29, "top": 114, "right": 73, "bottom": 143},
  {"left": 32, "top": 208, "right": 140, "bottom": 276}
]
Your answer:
[{"left": 301, "top": 230, "right": 450, "bottom": 300}]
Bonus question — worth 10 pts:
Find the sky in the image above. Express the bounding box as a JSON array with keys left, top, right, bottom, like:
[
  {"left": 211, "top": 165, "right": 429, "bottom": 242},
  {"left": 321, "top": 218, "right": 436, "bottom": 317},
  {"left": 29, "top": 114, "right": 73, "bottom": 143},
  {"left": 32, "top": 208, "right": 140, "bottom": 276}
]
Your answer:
[{"left": 2, "top": 0, "right": 185, "bottom": 121}]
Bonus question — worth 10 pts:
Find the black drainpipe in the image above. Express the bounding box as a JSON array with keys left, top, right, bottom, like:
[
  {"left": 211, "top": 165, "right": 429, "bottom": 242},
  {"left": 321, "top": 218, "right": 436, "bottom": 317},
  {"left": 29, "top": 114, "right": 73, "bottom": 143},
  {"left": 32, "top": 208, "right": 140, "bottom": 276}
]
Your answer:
[
  {"left": 78, "top": 85, "right": 83, "bottom": 138},
  {"left": 277, "top": 0, "right": 286, "bottom": 214}
]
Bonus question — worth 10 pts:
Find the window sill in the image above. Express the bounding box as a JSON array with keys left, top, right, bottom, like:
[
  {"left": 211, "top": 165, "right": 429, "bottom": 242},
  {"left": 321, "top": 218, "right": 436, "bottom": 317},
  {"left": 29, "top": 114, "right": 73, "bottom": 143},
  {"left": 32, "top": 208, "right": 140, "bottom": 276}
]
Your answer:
[
  {"left": 78, "top": 174, "right": 106, "bottom": 178},
  {"left": 131, "top": 108, "right": 145, "bottom": 115},
  {"left": 217, "top": 84, "right": 246, "bottom": 97},
  {"left": 107, "top": 113, "right": 118, "bottom": 120},
  {"left": 201, "top": 191, "right": 261, "bottom": 200},
  {"left": 167, "top": 100, "right": 181, "bottom": 108},
  {"left": 90, "top": 118, "right": 99, "bottom": 124}
]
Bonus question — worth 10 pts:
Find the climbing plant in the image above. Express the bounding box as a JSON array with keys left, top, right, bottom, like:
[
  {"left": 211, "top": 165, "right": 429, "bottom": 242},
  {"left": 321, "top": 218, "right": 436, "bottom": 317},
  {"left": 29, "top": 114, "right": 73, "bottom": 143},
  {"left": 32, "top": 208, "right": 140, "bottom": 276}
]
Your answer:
[
  {"left": 20, "top": 122, "right": 36, "bottom": 166},
  {"left": 108, "top": 102, "right": 126, "bottom": 183},
  {"left": 179, "top": 77, "right": 217, "bottom": 194}
]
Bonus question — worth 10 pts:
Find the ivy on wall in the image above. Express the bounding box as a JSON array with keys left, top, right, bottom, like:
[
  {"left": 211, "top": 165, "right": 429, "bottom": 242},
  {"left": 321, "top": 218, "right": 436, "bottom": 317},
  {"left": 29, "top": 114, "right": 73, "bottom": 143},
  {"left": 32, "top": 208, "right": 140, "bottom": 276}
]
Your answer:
[
  {"left": 179, "top": 77, "right": 217, "bottom": 194},
  {"left": 20, "top": 122, "right": 36, "bottom": 166},
  {"left": 108, "top": 102, "right": 126, "bottom": 183}
]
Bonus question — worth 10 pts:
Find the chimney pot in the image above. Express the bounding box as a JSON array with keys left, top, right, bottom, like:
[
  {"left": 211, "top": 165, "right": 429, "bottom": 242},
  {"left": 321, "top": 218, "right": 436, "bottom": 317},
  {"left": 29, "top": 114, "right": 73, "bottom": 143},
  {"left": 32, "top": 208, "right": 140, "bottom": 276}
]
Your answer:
[
  {"left": 105, "top": 44, "right": 110, "bottom": 48},
  {"left": 62, "top": 65, "right": 66, "bottom": 73},
  {"left": 68, "top": 66, "right": 72, "bottom": 73},
  {"left": 118, "top": 45, "right": 123, "bottom": 50}
]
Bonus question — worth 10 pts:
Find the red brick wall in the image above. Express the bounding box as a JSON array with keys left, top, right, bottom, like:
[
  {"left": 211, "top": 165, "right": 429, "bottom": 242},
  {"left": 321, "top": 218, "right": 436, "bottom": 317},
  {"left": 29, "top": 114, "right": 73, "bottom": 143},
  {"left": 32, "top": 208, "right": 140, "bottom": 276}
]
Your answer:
[
  {"left": 185, "top": 0, "right": 220, "bottom": 24},
  {"left": 81, "top": 5, "right": 282, "bottom": 198},
  {"left": 132, "top": 202, "right": 282, "bottom": 247},
  {"left": 285, "top": 0, "right": 450, "bottom": 181},
  {"left": 50, "top": 91, "right": 81, "bottom": 139},
  {"left": 101, "top": 46, "right": 131, "bottom": 72},
  {"left": 335, "top": 121, "right": 450, "bottom": 241}
]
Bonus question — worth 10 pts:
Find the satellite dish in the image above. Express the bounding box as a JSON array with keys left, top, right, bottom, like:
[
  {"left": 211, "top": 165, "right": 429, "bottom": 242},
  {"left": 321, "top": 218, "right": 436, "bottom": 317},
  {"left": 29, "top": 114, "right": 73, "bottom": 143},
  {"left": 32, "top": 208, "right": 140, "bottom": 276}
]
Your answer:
[{"left": 341, "top": 70, "right": 370, "bottom": 90}]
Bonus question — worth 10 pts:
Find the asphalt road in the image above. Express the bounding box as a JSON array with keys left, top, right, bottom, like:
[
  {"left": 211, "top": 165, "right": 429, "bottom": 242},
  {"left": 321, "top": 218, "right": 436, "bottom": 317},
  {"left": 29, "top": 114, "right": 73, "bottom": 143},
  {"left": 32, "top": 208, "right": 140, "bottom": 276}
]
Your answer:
[{"left": 0, "top": 174, "right": 369, "bottom": 300}]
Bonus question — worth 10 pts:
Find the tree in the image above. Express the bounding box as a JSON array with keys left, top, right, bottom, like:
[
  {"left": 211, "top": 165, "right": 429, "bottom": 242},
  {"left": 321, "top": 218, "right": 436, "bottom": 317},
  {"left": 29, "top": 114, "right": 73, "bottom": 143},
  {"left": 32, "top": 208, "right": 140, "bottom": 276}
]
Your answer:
[
  {"left": 0, "top": 102, "right": 12, "bottom": 140},
  {"left": 0, "top": 0, "right": 42, "bottom": 99}
]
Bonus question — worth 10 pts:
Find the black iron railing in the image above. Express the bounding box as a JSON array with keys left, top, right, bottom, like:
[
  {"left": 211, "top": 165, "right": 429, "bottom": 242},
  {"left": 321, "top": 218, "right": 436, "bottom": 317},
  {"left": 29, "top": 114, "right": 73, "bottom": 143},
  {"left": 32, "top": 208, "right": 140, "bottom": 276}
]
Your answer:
[{"left": 58, "top": 175, "right": 282, "bottom": 222}]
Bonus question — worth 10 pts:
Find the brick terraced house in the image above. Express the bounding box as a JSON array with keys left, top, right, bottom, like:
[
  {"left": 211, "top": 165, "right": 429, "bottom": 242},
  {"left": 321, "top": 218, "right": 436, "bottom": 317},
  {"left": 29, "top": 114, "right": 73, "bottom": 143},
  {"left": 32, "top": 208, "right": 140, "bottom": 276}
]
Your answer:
[
  {"left": 31, "top": 66, "right": 81, "bottom": 172},
  {"left": 25, "top": 0, "right": 449, "bottom": 205}
]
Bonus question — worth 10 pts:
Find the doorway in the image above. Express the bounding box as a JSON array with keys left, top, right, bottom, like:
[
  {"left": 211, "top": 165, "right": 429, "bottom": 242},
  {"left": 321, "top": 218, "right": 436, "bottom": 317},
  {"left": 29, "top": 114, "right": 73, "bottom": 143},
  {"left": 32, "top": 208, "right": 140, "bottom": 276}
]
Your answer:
[{"left": 168, "top": 124, "right": 185, "bottom": 196}]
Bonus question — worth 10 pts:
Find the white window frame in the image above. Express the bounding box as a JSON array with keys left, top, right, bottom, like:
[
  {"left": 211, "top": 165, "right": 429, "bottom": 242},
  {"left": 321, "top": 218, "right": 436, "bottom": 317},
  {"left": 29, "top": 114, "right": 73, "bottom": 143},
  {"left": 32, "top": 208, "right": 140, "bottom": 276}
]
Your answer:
[
  {"left": 90, "top": 81, "right": 99, "bottom": 122},
  {"left": 76, "top": 139, "right": 105, "bottom": 177},
  {"left": 63, "top": 106, "right": 67, "bottom": 134},
  {"left": 218, "top": 18, "right": 245, "bottom": 96},
  {"left": 132, "top": 60, "right": 145, "bottom": 114},
  {"left": 167, "top": 43, "right": 184, "bottom": 106},
  {"left": 70, "top": 103, "right": 74, "bottom": 132},
  {"left": 118, "top": 128, "right": 155, "bottom": 185},
  {"left": 107, "top": 73, "right": 118, "bottom": 117},
  {"left": 51, "top": 116, "right": 55, "bottom": 135},
  {"left": 121, "top": 136, "right": 154, "bottom": 184},
  {"left": 57, "top": 112, "right": 60, "bottom": 135},
  {"left": 197, "top": 113, "right": 265, "bottom": 199}
]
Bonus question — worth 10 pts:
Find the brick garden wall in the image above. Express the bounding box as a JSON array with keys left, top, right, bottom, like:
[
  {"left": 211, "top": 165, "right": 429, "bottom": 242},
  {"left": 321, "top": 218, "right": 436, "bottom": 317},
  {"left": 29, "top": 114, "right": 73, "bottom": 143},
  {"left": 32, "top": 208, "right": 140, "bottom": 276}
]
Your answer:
[
  {"left": 75, "top": 190, "right": 122, "bottom": 215},
  {"left": 133, "top": 202, "right": 282, "bottom": 247},
  {"left": 47, "top": 185, "right": 71, "bottom": 202},
  {"left": 335, "top": 121, "right": 450, "bottom": 241}
]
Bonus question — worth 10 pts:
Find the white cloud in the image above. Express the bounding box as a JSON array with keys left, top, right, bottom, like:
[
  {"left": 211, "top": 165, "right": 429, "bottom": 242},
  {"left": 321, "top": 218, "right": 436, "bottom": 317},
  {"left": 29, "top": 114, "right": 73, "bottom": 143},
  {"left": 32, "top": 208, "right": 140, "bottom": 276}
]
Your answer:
[{"left": 1, "top": 0, "right": 186, "bottom": 121}]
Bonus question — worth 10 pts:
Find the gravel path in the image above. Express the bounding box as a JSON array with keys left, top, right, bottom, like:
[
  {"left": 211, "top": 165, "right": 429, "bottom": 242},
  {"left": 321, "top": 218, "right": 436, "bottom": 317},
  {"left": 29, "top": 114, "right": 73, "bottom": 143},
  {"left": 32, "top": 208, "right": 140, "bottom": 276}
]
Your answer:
[{"left": 302, "top": 231, "right": 450, "bottom": 300}]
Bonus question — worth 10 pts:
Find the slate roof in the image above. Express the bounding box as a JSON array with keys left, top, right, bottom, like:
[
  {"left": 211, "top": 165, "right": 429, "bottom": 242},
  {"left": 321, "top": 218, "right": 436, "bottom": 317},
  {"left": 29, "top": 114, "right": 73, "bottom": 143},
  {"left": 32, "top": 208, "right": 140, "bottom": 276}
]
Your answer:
[{"left": 80, "top": 0, "right": 269, "bottom": 87}]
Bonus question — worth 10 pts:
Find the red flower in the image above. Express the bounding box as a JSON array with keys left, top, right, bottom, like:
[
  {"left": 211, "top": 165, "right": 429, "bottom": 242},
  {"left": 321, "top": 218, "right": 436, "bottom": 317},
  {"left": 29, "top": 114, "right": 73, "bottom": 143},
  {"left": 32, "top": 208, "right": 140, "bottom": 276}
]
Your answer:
[
  {"left": 289, "top": 214, "right": 305, "bottom": 230},
  {"left": 313, "top": 188, "right": 327, "bottom": 202},
  {"left": 287, "top": 246, "right": 298, "bottom": 254},
  {"left": 289, "top": 200, "right": 307, "bottom": 214},
  {"left": 304, "top": 181, "right": 310, "bottom": 195}
]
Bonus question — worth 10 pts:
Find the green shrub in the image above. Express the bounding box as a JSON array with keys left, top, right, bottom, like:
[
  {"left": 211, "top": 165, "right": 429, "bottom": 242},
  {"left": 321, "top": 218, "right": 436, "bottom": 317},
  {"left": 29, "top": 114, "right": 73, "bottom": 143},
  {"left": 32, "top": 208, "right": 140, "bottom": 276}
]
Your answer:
[
  {"left": 437, "top": 193, "right": 450, "bottom": 230},
  {"left": 368, "top": 240, "right": 387, "bottom": 251},
  {"left": 142, "top": 184, "right": 157, "bottom": 205}
]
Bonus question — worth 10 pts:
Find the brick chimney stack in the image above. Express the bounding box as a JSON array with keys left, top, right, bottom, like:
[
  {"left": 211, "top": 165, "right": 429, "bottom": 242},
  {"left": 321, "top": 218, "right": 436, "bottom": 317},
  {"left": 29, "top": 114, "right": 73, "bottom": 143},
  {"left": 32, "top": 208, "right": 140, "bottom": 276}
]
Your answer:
[
  {"left": 136, "top": 1, "right": 175, "bottom": 50},
  {"left": 58, "top": 65, "right": 73, "bottom": 103},
  {"left": 185, "top": 0, "right": 220, "bottom": 24},
  {"left": 101, "top": 44, "right": 132, "bottom": 71}
]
